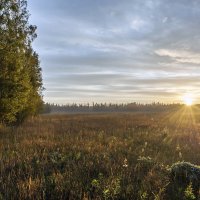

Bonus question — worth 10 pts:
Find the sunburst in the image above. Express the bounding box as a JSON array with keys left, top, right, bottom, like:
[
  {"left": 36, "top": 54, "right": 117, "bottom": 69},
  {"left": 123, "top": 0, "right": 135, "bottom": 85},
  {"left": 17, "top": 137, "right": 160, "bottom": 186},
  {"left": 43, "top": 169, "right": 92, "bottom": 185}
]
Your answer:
[{"left": 183, "top": 94, "right": 193, "bottom": 106}]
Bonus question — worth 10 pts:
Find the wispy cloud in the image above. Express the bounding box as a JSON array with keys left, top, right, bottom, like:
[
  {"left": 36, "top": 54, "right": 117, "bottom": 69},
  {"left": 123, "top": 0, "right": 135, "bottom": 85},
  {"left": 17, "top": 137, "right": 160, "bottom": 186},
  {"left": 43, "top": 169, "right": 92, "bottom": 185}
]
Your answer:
[{"left": 155, "top": 49, "right": 200, "bottom": 64}]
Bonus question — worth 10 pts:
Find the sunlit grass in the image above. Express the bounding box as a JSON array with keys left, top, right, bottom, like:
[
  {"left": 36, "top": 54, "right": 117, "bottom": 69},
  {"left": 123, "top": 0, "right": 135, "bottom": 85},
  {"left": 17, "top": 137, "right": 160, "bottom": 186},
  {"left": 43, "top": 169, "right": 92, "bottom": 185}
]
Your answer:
[
  {"left": 160, "top": 104, "right": 199, "bottom": 131},
  {"left": 0, "top": 109, "right": 200, "bottom": 199}
]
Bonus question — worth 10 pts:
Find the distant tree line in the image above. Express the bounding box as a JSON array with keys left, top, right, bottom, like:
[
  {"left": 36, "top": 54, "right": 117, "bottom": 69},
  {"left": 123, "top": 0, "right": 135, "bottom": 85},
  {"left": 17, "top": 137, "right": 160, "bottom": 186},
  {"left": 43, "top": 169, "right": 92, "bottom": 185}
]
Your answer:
[
  {"left": 43, "top": 102, "right": 186, "bottom": 113},
  {"left": 0, "top": 0, "right": 43, "bottom": 125}
]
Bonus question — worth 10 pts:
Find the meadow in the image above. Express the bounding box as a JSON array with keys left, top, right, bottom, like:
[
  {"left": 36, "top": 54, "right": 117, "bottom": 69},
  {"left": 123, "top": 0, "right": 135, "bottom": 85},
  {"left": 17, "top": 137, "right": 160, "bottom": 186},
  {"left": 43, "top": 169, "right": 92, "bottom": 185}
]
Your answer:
[{"left": 0, "top": 106, "right": 200, "bottom": 199}]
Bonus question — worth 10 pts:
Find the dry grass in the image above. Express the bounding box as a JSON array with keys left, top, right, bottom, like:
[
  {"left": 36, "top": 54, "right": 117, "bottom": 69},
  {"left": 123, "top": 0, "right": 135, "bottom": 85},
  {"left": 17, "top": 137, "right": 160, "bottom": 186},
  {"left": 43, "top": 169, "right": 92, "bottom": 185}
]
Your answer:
[{"left": 0, "top": 106, "right": 200, "bottom": 199}]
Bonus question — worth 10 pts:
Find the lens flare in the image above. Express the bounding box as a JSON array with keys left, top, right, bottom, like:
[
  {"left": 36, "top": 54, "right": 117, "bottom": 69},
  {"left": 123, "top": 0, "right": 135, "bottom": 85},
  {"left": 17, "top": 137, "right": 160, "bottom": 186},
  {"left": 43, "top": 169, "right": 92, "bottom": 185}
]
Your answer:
[{"left": 183, "top": 94, "right": 193, "bottom": 106}]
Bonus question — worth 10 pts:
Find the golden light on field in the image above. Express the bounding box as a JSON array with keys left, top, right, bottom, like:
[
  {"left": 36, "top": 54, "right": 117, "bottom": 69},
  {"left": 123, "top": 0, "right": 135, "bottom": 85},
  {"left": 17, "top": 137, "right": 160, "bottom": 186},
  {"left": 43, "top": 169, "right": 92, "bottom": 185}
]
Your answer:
[{"left": 182, "top": 94, "right": 193, "bottom": 106}]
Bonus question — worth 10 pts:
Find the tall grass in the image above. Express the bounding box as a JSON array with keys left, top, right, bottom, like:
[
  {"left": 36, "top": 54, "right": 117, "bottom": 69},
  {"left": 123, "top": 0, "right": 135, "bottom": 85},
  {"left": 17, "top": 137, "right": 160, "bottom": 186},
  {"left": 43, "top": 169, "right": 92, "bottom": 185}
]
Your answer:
[{"left": 0, "top": 108, "right": 200, "bottom": 199}]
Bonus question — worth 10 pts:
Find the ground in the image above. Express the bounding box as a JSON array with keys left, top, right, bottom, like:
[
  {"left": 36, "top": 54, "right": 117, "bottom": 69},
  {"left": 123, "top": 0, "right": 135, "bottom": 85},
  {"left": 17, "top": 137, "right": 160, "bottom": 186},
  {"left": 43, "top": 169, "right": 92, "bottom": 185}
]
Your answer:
[{"left": 0, "top": 106, "right": 200, "bottom": 199}]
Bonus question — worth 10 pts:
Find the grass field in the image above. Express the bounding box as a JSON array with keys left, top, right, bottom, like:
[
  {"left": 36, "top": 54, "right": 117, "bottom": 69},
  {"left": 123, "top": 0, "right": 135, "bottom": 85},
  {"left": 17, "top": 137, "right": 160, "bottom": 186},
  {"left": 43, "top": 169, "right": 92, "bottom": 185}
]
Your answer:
[{"left": 0, "top": 106, "right": 200, "bottom": 199}]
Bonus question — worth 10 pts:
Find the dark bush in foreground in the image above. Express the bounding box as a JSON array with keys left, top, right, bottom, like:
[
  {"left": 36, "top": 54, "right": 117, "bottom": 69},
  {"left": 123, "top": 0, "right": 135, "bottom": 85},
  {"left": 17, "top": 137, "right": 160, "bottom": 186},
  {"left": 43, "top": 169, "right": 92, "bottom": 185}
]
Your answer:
[
  {"left": 167, "top": 162, "right": 200, "bottom": 199},
  {"left": 171, "top": 162, "right": 200, "bottom": 186}
]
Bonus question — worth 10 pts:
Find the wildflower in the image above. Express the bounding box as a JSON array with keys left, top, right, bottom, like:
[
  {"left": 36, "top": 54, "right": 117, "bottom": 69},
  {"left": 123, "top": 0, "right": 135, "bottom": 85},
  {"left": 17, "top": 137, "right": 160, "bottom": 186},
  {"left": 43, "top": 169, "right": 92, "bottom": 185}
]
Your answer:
[
  {"left": 163, "top": 127, "right": 169, "bottom": 134},
  {"left": 176, "top": 144, "right": 181, "bottom": 151},
  {"left": 179, "top": 152, "right": 182, "bottom": 159},
  {"left": 144, "top": 142, "right": 148, "bottom": 147},
  {"left": 141, "top": 148, "right": 145, "bottom": 153},
  {"left": 123, "top": 158, "right": 128, "bottom": 168}
]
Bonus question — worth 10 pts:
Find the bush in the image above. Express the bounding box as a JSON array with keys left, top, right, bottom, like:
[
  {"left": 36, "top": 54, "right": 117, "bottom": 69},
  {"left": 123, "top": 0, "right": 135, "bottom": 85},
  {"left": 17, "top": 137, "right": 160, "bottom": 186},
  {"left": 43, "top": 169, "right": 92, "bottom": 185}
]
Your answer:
[
  {"left": 168, "top": 162, "right": 200, "bottom": 199},
  {"left": 170, "top": 162, "right": 200, "bottom": 187}
]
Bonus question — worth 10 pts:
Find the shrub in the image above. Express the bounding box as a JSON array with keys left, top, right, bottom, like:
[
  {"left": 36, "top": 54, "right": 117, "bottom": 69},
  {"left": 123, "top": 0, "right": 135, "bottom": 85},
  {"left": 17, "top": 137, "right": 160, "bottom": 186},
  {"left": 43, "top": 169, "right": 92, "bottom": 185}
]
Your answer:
[
  {"left": 170, "top": 162, "right": 200, "bottom": 187},
  {"left": 168, "top": 162, "right": 200, "bottom": 199}
]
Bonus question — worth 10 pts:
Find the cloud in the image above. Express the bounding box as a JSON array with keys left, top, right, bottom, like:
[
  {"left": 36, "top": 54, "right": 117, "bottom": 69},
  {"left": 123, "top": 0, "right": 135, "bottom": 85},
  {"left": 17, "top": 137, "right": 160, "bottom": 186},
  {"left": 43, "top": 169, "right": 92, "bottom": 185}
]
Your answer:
[
  {"left": 28, "top": 0, "right": 200, "bottom": 104},
  {"left": 155, "top": 49, "right": 200, "bottom": 64},
  {"left": 162, "top": 17, "right": 168, "bottom": 23}
]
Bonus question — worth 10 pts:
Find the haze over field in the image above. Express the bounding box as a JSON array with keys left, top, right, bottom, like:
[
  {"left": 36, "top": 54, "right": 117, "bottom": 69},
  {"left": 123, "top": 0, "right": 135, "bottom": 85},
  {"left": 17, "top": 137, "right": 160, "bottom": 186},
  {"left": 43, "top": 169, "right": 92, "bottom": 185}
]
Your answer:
[{"left": 28, "top": 0, "right": 200, "bottom": 104}]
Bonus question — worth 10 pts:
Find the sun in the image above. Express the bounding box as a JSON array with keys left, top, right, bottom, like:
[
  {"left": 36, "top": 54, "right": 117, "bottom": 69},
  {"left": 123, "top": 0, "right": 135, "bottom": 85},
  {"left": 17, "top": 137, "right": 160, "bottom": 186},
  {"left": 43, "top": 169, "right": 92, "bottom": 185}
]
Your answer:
[{"left": 183, "top": 94, "right": 193, "bottom": 106}]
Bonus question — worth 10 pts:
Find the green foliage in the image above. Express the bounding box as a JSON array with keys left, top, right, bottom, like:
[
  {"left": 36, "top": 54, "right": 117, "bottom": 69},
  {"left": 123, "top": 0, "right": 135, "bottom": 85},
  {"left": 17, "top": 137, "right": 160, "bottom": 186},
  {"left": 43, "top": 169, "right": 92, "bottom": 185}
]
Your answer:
[
  {"left": 0, "top": 0, "right": 43, "bottom": 125},
  {"left": 90, "top": 173, "right": 121, "bottom": 199},
  {"left": 139, "top": 191, "right": 148, "bottom": 200},
  {"left": 184, "top": 183, "right": 196, "bottom": 200}
]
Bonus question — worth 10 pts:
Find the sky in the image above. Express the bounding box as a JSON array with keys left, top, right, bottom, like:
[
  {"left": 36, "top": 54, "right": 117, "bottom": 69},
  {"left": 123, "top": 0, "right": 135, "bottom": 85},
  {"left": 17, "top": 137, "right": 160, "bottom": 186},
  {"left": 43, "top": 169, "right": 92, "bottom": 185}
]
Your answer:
[{"left": 28, "top": 0, "right": 200, "bottom": 104}]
